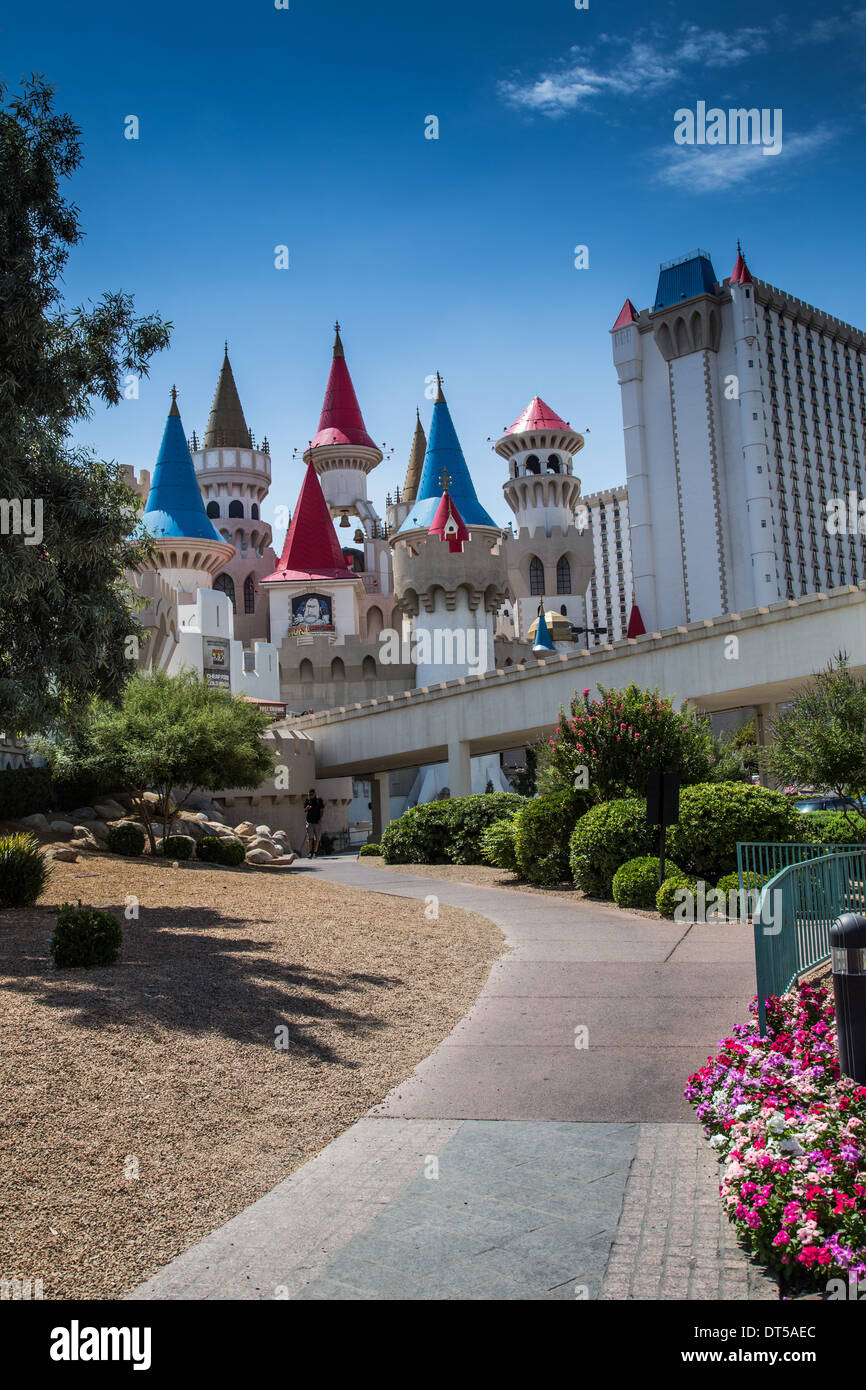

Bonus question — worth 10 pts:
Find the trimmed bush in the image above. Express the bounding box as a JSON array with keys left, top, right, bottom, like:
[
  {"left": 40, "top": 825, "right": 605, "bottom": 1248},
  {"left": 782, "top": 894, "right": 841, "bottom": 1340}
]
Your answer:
[
  {"left": 50, "top": 901, "right": 122, "bottom": 968},
  {"left": 794, "top": 810, "right": 866, "bottom": 846},
  {"left": 358, "top": 843, "right": 381, "bottom": 857},
  {"left": 514, "top": 789, "right": 592, "bottom": 885},
  {"left": 196, "top": 835, "right": 246, "bottom": 866},
  {"left": 667, "top": 782, "right": 801, "bottom": 882},
  {"left": 107, "top": 823, "right": 145, "bottom": 857},
  {"left": 0, "top": 766, "right": 52, "bottom": 820},
  {"left": 569, "top": 798, "right": 656, "bottom": 898},
  {"left": 613, "top": 855, "right": 682, "bottom": 910},
  {"left": 0, "top": 832, "right": 51, "bottom": 908},
  {"left": 480, "top": 813, "right": 520, "bottom": 874},
  {"left": 716, "top": 870, "right": 765, "bottom": 898},
  {"left": 656, "top": 874, "right": 697, "bottom": 919},
  {"left": 381, "top": 793, "right": 525, "bottom": 866},
  {"left": 163, "top": 834, "right": 194, "bottom": 860}
]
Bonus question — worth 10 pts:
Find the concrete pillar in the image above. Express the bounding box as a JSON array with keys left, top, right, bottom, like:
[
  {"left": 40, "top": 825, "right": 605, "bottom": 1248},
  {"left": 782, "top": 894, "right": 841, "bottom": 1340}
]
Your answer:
[
  {"left": 447, "top": 738, "right": 472, "bottom": 799},
  {"left": 371, "top": 771, "right": 391, "bottom": 842}
]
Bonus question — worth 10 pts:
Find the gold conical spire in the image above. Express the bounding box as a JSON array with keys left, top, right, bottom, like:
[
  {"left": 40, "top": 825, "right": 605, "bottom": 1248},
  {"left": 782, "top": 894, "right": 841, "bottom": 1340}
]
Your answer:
[
  {"left": 402, "top": 407, "right": 427, "bottom": 504},
  {"left": 203, "top": 346, "right": 252, "bottom": 449}
]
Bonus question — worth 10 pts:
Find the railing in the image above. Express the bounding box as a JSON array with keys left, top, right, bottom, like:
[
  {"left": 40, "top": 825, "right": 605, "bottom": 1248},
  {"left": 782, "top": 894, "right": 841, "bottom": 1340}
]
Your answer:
[{"left": 740, "top": 845, "right": 866, "bottom": 1034}]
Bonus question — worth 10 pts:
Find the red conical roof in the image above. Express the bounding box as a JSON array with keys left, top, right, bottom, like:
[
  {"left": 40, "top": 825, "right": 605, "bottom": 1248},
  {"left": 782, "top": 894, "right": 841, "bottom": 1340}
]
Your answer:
[
  {"left": 309, "top": 325, "right": 377, "bottom": 449},
  {"left": 429, "top": 490, "right": 469, "bottom": 553},
  {"left": 612, "top": 299, "right": 638, "bottom": 330},
  {"left": 263, "top": 460, "right": 355, "bottom": 581},
  {"left": 506, "top": 395, "right": 571, "bottom": 435},
  {"left": 730, "top": 245, "right": 745, "bottom": 284},
  {"left": 626, "top": 604, "right": 646, "bottom": 638}
]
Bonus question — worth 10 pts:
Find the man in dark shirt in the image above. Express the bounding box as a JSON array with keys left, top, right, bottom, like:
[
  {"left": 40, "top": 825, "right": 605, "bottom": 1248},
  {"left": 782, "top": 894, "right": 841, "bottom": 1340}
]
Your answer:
[{"left": 304, "top": 788, "right": 324, "bottom": 857}]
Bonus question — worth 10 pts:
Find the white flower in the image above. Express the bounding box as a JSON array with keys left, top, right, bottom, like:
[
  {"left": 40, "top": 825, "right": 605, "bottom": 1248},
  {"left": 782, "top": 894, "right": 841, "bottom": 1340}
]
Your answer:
[{"left": 767, "top": 1112, "right": 786, "bottom": 1134}]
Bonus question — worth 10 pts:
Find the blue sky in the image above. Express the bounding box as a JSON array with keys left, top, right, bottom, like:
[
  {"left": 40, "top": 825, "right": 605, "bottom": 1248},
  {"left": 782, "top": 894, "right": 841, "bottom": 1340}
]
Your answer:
[{"left": 4, "top": 0, "right": 865, "bottom": 547}]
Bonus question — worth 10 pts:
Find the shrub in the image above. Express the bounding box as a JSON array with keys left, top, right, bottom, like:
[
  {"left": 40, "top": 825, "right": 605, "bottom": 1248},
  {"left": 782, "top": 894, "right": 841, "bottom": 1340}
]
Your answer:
[
  {"left": 656, "top": 874, "right": 697, "bottom": 919},
  {"left": 716, "top": 870, "right": 765, "bottom": 897},
  {"left": 106, "top": 823, "right": 145, "bottom": 857},
  {"left": 569, "top": 798, "right": 656, "bottom": 898},
  {"left": 794, "top": 811, "right": 866, "bottom": 846},
  {"left": 514, "top": 789, "right": 592, "bottom": 885},
  {"left": 196, "top": 835, "right": 245, "bottom": 866},
  {"left": 480, "top": 813, "right": 520, "bottom": 874},
  {"left": 0, "top": 766, "right": 52, "bottom": 820},
  {"left": 381, "top": 793, "right": 525, "bottom": 866},
  {"left": 0, "top": 832, "right": 51, "bottom": 908},
  {"left": 667, "top": 782, "right": 801, "bottom": 882},
  {"left": 358, "top": 843, "right": 381, "bottom": 857},
  {"left": 50, "top": 901, "right": 122, "bottom": 968},
  {"left": 163, "top": 834, "right": 194, "bottom": 860},
  {"left": 613, "top": 855, "right": 682, "bottom": 910}
]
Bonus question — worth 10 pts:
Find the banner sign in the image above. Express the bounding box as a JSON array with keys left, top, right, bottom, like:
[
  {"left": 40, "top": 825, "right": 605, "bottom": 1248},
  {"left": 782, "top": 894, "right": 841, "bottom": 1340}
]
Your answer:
[{"left": 290, "top": 592, "right": 334, "bottom": 633}]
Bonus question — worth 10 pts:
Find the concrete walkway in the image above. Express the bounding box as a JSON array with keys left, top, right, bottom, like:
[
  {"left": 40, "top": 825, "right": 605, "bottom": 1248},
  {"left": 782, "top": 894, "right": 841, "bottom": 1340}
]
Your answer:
[{"left": 129, "top": 859, "right": 776, "bottom": 1301}]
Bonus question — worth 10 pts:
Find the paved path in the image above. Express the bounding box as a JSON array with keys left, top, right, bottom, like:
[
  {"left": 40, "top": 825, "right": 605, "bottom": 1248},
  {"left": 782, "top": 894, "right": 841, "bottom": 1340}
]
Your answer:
[{"left": 130, "top": 859, "right": 776, "bottom": 1301}]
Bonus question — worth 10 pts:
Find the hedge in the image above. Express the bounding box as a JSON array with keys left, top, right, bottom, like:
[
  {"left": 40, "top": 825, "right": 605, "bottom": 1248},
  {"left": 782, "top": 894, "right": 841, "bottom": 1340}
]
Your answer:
[
  {"left": 480, "top": 813, "right": 520, "bottom": 874},
  {"left": 666, "top": 782, "right": 802, "bottom": 882},
  {"left": 794, "top": 810, "right": 866, "bottom": 846},
  {"left": 514, "top": 789, "right": 592, "bottom": 885},
  {"left": 196, "top": 835, "right": 246, "bottom": 866},
  {"left": 569, "top": 798, "right": 656, "bottom": 898},
  {"left": 381, "top": 793, "right": 526, "bottom": 866},
  {"left": 613, "top": 855, "right": 682, "bottom": 910}
]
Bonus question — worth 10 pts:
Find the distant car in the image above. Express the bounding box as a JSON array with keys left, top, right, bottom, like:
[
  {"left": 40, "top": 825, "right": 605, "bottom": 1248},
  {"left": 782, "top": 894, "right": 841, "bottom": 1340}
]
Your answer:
[{"left": 794, "top": 795, "right": 848, "bottom": 814}]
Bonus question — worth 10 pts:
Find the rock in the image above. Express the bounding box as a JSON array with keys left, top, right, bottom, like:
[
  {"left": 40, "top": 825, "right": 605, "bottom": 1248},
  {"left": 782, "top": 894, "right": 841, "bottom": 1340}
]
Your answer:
[
  {"left": 68, "top": 806, "right": 98, "bottom": 820},
  {"left": 194, "top": 811, "right": 210, "bottom": 822},
  {"left": 255, "top": 823, "right": 273, "bottom": 837},
  {"left": 209, "top": 811, "right": 226, "bottom": 824},
  {"left": 70, "top": 836, "right": 96, "bottom": 852},
  {"left": 234, "top": 821, "right": 257, "bottom": 837},
  {"left": 49, "top": 820, "right": 75, "bottom": 837},
  {"left": 72, "top": 825, "right": 99, "bottom": 843},
  {"left": 52, "top": 847, "right": 79, "bottom": 862},
  {"left": 248, "top": 837, "right": 280, "bottom": 857},
  {"left": 87, "top": 821, "right": 110, "bottom": 842},
  {"left": 20, "top": 813, "right": 51, "bottom": 832},
  {"left": 94, "top": 800, "right": 126, "bottom": 820},
  {"left": 245, "top": 849, "right": 274, "bottom": 865},
  {"left": 175, "top": 815, "right": 205, "bottom": 839},
  {"left": 275, "top": 852, "right": 298, "bottom": 865}
]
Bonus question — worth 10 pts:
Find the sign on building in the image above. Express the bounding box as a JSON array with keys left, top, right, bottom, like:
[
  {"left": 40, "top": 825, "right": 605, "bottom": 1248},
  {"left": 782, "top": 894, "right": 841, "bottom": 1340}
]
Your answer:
[
  {"left": 290, "top": 592, "right": 334, "bottom": 632},
  {"left": 203, "top": 636, "right": 231, "bottom": 688}
]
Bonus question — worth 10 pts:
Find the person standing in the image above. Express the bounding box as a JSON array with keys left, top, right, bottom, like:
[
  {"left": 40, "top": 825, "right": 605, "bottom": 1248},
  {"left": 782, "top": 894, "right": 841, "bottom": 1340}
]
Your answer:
[{"left": 304, "top": 788, "right": 324, "bottom": 856}]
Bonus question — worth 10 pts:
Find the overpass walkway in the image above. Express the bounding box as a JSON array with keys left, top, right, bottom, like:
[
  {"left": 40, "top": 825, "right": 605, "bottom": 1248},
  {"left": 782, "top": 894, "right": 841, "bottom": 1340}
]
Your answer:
[{"left": 129, "top": 859, "right": 776, "bottom": 1301}]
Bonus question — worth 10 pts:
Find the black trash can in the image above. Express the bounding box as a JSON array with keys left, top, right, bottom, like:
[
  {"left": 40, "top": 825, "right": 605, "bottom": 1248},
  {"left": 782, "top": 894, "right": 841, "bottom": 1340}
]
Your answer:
[{"left": 830, "top": 912, "right": 866, "bottom": 1084}]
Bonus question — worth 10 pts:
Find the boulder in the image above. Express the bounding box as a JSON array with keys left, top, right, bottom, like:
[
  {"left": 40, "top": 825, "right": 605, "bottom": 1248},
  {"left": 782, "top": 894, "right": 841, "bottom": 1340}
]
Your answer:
[
  {"left": 87, "top": 821, "right": 110, "bottom": 842},
  {"left": 175, "top": 815, "right": 205, "bottom": 840},
  {"left": 248, "top": 837, "right": 280, "bottom": 857},
  {"left": 73, "top": 825, "right": 99, "bottom": 843},
  {"left": 255, "top": 823, "right": 273, "bottom": 837},
  {"left": 52, "top": 847, "right": 79, "bottom": 862},
  {"left": 94, "top": 800, "right": 127, "bottom": 821},
  {"left": 245, "top": 849, "right": 274, "bottom": 865},
  {"left": 21, "top": 813, "right": 51, "bottom": 833},
  {"left": 234, "top": 821, "right": 257, "bottom": 838},
  {"left": 68, "top": 806, "right": 98, "bottom": 821},
  {"left": 49, "top": 820, "right": 76, "bottom": 838},
  {"left": 70, "top": 835, "right": 97, "bottom": 852}
]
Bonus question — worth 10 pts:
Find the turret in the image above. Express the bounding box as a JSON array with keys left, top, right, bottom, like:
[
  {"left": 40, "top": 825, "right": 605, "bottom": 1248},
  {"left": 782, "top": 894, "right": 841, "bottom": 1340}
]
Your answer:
[
  {"left": 304, "top": 324, "right": 383, "bottom": 537},
  {"left": 386, "top": 409, "right": 426, "bottom": 532},
  {"left": 495, "top": 395, "right": 594, "bottom": 642},
  {"left": 140, "top": 387, "right": 234, "bottom": 592},
  {"left": 391, "top": 376, "right": 507, "bottom": 685}
]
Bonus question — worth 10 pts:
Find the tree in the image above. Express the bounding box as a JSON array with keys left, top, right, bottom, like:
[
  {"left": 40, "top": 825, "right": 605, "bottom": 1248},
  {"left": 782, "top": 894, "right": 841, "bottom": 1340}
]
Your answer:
[
  {"left": 0, "top": 76, "right": 170, "bottom": 735},
  {"left": 40, "top": 670, "right": 276, "bottom": 852},
  {"left": 545, "top": 682, "right": 738, "bottom": 801},
  {"left": 767, "top": 656, "right": 866, "bottom": 830}
]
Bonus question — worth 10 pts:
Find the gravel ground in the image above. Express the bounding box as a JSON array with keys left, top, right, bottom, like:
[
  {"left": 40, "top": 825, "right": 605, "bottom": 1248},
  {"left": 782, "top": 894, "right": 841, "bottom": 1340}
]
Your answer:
[{"left": 0, "top": 854, "right": 503, "bottom": 1300}]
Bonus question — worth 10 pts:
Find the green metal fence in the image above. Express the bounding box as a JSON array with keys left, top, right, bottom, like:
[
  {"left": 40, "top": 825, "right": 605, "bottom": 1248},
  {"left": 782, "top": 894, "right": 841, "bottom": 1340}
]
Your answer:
[{"left": 737, "top": 844, "right": 866, "bottom": 1034}]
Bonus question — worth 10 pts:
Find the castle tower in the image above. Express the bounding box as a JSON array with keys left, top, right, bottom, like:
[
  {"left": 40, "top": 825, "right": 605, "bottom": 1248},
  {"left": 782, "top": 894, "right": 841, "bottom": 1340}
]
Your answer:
[
  {"left": 191, "top": 347, "right": 278, "bottom": 645},
  {"left": 304, "top": 324, "right": 384, "bottom": 538},
  {"left": 391, "top": 375, "right": 508, "bottom": 686},
  {"left": 386, "top": 409, "right": 426, "bottom": 532},
  {"left": 495, "top": 395, "right": 594, "bottom": 642},
  {"left": 141, "top": 388, "right": 234, "bottom": 592},
  {"left": 729, "top": 246, "right": 777, "bottom": 608}
]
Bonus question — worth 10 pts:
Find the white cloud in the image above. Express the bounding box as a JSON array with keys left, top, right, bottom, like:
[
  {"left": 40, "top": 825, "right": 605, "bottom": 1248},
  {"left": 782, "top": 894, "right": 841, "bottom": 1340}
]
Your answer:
[{"left": 654, "top": 125, "right": 836, "bottom": 194}]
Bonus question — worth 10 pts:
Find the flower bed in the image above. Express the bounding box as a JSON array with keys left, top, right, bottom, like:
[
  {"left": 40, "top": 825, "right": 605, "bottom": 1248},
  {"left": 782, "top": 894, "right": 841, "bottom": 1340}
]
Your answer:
[{"left": 686, "top": 982, "right": 866, "bottom": 1285}]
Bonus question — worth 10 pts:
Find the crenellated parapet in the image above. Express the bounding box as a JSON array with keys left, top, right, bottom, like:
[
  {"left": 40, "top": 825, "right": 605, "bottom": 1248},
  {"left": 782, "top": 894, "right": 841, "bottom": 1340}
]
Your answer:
[{"left": 392, "top": 531, "right": 509, "bottom": 617}]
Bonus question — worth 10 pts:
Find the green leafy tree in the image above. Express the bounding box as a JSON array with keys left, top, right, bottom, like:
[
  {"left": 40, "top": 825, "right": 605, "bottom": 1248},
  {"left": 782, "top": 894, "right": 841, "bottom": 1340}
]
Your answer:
[
  {"left": 546, "top": 683, "right": 734, "bottom": 802},
  {"left": 767, "top": 656, "right": 866, "bottom": 830},
  {"left": 40, "top": 670, "right": 276, "bottom": 853},
  {"left": 0, "top": 76, "right": 170, "bottom": 735}
]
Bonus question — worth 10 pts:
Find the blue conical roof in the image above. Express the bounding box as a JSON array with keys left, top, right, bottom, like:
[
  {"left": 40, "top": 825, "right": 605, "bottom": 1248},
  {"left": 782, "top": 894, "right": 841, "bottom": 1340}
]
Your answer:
[
  {"left": 397, "top": 381, "right": 496, "bottom": 533},
  {"left": 142, "top": 393, "right": 224, "bottom": 542},
  {"left": 533, "top": 612, "right": 555, "bottom": 653}
]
